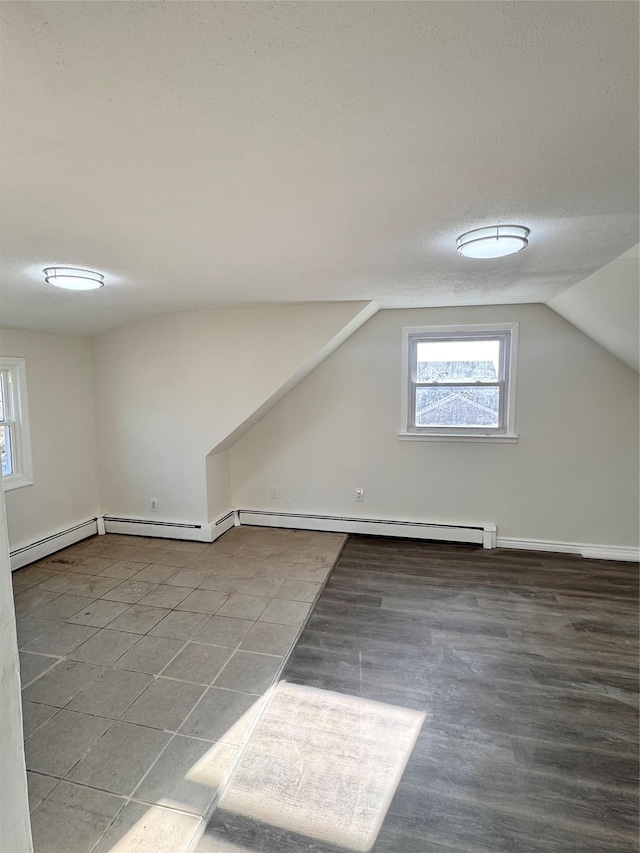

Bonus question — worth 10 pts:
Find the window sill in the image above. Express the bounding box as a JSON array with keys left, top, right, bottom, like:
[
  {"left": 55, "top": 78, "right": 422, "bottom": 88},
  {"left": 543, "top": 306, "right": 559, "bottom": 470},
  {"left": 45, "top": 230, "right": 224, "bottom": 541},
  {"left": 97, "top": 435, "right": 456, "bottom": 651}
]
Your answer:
[
  {"left": 3, "top": 473, "right": 34, "bottom": 491},
  {"left": 399, "top": 432, "right": 519, "bottom": 443}
]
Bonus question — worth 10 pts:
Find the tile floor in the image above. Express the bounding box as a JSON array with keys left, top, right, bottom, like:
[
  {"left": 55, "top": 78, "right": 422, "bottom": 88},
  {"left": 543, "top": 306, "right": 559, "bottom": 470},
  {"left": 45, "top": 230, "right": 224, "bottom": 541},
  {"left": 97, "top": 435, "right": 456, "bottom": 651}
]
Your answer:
[{"left": 12, "top": 526, "right": 345, "bottom": 853}]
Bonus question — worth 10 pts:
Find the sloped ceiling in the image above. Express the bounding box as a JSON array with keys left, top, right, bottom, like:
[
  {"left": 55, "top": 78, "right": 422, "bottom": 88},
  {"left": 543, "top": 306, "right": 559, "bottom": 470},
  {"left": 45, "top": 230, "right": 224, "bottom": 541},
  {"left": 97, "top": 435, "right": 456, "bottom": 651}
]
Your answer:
[
  {"left": 0, "top": 1, "right": 638, "bottom": 335},
  {"left": 548, "top": 245, "right": 639, "bottom": 373}
]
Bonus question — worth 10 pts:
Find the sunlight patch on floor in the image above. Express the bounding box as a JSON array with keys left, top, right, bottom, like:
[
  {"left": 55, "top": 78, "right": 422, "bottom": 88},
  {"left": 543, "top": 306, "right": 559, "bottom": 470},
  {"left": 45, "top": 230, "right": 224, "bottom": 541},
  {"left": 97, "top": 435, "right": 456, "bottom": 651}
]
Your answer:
[{"left": 217, "top": 681, "right": 426, "bottom": 852}]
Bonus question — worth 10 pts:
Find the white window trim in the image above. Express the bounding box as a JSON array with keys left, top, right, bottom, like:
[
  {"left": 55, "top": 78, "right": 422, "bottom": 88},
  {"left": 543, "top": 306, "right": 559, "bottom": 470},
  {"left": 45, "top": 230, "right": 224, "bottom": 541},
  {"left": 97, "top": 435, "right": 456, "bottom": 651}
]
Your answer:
[
  {"left": 1, "top": 356, "right": 34, "bottom": 490},
  {"left": 400, "top": 323, "right": 519, "bottom": 442}
]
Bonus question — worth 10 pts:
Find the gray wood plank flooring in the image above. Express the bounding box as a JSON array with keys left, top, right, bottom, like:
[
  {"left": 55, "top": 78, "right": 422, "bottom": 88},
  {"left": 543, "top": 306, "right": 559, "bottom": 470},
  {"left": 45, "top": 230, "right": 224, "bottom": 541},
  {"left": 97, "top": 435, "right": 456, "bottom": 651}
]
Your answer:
[{"left": 201, "top": 535, "right": 639, "bottom": 853}]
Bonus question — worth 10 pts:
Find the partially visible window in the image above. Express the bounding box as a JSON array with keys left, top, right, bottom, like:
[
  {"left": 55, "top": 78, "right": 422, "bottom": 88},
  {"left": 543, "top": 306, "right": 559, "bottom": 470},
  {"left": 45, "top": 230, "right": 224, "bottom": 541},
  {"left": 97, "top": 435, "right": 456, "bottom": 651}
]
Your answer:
[
  {"left": 401, "top": 324, "right": 518, "bottom": 440},
  {"left": 0, "top": 356, "right": 33, "bottom": 489}
]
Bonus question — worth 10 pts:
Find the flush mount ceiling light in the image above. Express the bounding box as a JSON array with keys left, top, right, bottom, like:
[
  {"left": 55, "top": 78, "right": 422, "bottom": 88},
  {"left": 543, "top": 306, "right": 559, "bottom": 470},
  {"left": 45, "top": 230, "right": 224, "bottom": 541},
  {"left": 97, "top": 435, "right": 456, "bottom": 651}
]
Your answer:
[
  {"left": 456, "top": 225, "right": 530, "bottom": 259},
  {"left": 43, "top": 266, "right": 104, "bottom": 290}
]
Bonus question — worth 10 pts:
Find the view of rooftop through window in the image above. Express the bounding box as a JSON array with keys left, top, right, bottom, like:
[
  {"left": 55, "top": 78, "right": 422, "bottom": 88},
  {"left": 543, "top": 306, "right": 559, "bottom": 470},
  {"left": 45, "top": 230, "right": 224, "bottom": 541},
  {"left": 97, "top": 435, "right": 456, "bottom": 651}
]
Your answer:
[{"left": 415, "top": 338, "right": 502, "bottom": 429}]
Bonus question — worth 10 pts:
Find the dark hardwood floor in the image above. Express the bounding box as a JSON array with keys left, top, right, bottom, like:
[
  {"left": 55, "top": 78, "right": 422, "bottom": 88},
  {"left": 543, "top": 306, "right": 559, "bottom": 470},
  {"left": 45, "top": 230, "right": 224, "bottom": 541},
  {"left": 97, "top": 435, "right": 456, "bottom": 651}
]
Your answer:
[{"left": 200, "top": 535, "right": 639, "bottom": 853}]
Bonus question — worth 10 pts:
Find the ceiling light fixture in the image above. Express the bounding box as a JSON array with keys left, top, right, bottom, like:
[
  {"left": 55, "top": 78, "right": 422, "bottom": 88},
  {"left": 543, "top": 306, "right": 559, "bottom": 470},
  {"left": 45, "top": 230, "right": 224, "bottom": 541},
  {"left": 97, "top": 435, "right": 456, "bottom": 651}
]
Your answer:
[
  {"left": 43, "top": 266, "right": 104, "bottom": 290},
  {"left": 456, "top": 225, "right": 530, "bottom": 259}
]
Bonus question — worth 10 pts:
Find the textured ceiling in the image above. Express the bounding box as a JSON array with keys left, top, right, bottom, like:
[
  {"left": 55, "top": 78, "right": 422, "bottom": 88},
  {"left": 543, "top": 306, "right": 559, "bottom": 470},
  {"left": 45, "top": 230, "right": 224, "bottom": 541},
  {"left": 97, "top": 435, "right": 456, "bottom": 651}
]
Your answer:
[{"left": 0, "top": 1, "right": 638, "bottom": 335}]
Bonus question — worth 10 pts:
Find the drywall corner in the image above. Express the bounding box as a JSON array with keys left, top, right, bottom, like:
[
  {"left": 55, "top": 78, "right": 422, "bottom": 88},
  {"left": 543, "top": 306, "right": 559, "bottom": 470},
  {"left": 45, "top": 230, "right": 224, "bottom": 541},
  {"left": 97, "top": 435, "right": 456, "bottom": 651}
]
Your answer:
[{"left": 0, "top": 489, "right": 33, "bottom": 852}]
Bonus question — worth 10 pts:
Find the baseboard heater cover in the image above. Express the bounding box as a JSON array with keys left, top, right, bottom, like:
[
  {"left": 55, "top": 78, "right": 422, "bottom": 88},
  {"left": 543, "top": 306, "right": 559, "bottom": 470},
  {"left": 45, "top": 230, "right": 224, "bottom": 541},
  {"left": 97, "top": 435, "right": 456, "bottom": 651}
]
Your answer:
[
  {"left": 238, "top": 510, "right": 496, "bottom": 549},
  {"left": 102, "top": 512, "right": 235, "bottom": 543},
  {"left": 497, "top": 537, "right": 640, "bottom": 563},
  {"left": 10, "top": 518, "right": 98, "bottom": 571}
]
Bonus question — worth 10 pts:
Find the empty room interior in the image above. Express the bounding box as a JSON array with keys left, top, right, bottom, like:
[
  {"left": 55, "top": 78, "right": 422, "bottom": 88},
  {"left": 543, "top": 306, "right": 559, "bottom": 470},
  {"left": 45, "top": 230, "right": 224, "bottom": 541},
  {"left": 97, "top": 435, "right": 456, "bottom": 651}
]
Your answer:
[{"left": 0, "top": 2, "right": 638, "bottom": 853}]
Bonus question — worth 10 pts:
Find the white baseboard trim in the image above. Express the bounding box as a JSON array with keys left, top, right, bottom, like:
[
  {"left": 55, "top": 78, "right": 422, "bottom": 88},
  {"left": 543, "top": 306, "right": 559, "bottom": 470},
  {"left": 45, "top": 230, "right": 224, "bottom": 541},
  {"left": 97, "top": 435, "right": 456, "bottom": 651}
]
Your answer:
[
  {"left": 497, "top": 537, "right": 640, "bottom": 562},
  {"left": 102, "top": 511, "right": 236, "bottom": 543},
  {"left": 238, "top": 510, "right": 496, "bottom": 548},
  {"left": 10, "top": 518, "right": 98, "bottom": 571}
]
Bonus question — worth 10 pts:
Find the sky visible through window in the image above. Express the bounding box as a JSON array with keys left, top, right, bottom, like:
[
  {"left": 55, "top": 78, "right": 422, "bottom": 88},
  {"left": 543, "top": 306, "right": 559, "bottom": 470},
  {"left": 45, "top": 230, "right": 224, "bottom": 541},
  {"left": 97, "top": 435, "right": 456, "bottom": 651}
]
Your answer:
[{"left": 416, "top": 339, "right": 500, "bottom": 374}]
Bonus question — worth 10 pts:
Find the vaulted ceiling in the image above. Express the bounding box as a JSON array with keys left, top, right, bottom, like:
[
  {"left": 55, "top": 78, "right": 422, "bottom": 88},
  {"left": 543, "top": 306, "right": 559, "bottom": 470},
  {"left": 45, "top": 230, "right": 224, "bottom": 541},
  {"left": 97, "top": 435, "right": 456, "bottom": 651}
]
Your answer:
[{"left": 0, "top": 1, "right": 638, "bottom": 335}]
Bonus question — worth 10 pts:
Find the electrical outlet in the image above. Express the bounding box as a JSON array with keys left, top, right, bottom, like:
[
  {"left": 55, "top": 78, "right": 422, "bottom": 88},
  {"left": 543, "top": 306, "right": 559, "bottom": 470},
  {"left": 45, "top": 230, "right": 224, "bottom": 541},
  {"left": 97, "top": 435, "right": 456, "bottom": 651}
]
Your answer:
[
  {"left": 150, "top": 498, "right": 158, "bottom": 512},
  {"left": 270, "top": 486, "right": 279, "bottom": 499},
  {"left": 355, "top": 488, "right": 364, "bottom": 502}
]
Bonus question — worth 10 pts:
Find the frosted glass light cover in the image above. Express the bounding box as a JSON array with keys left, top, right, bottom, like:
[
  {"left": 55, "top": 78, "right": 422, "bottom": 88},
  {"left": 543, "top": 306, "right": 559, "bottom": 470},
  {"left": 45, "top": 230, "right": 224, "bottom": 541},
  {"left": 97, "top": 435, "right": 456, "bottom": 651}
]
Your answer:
[
  {"left": 456, "top": 225, "right": 529, "bottom": 259},
  {"left": 43, "top": 267, "right": 104, "bottom": 290}
]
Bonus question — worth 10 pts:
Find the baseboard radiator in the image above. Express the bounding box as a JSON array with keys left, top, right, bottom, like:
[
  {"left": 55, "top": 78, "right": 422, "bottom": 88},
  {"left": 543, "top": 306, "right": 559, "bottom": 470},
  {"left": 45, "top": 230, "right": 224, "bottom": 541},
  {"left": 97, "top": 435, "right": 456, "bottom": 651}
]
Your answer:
[
  {"left": 102, "top": 512, "right": 235, "bottom": 543},
  {"left": 10, "top": 518, "right": 99, "bottom": 571},
  {"left": 237, "top": 510, "right": 497, "bottom": 549}
]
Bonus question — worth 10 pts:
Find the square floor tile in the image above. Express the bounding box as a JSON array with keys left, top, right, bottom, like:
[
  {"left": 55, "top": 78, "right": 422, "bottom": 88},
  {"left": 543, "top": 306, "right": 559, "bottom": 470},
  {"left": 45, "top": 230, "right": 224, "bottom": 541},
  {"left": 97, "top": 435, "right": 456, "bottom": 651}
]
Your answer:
[
  {"left": 164, "top": 568, "right": 213, "bottom": 588},
  {"left": 67, "top": 668, "right": 153, "bottom": 718},
  {"left": 213, "top": 651, "right": 282, "bottom": 694},
  {"left": 27, "top": 771, "right": 59, "bottom": 813},
  {"left": 29, "top": 593, "right": 94, "bottom": 622},
  {"left": 169, "top": 540, "right": 211, "bottom": 554},
  {"left": 66, "top": 598, "right": 131, "bottom": 628},
  {"left": 138, "top": 584, "right": 193, "bottom": 609},
  {"left": 234, "top": 577, "right": 286, "bottom": 597},
  {"left": 240, "top": 621, "right": 299, "bottom": 656},
  {"left": 22, "top": 659, "right": 103, "bottom": 707},
  {"left": 162, "top": 643, "right": 232, "bottom": 685},
  {"left": 58, "top": 574, "right": 123, "bottom": 597},
  {"left": 106, "top": 604, "right": 170, "bottom": 633},
  {"left": 22, "top": 622, "right": 99, "bottom": 656},
  {"left": 30, "top": 781, "right": 124, "bottom": 853},
  {"left": 132, "top": 563, "right": 183, "bottom": 583},
  {"left": 122, "top": 677, "right": 205, "bottom": 731},
  {"left": 179, "top": 687, "right": 262, "bottom": 743},
  {"left": 275, "top": 579, "right": 321, "bottom": 602},
  {"left": 12, "top": 565, "right": 61, "bottom": 589},
  {"left": 22, "top": 700, "right": 59, "bottom": 738},
  {"left": 151, "top": 550, "right": 194, "bottom": 568},
  {"left": 101, "top": 579, "right": 160, "bottom": 603},
  {"left": 93, "top": 801, "right": 201, "bottom": 853},
  {"left": 196, "top": 575, "right": 239, "bottom": 593},
  {"left": 258, "top": 598, "right": 311, "bottom": 627},
  {"left": 25, "top": 709, "right": 112, "bottom": 777},
  {"left": 13, "top": 587, "right": 59, "bottom": 617},
  {"left": 286, "top": 564, "right": 332, "bottom": 582},
  {"left": 19, "top": 651, "right": 60, "bottom": 686},
  {"left": 16, "top": 616, "right": 53, "bottom": 648},
  {"left": 98, "top": 559, "right": 144, "bottom": 579},
  {"left": 149, "top": 610, "right": 210, "bottom": 641},
  {"left": 176, "top": 590, "right": 229, "bottom": 614},
  {"left": 194, "top": 616, "right": 254, "bottom": 648},
  {"left": 215, "top": 594, "right": 269, "bottom": 621},
  {"left": 68, "top": 628, "right": 142, "bottom": 666},
  {"left": 67, "top": 555, "right": 117, "bottom": 574},
  {"left": 66, "top": 721, "right": 171, "bottom": 795},
  {"left": 37, "top": 572, "right": 81, "bottom": 594},
  {"left": 134, "top": 735, "right": 236, "bottom": 816},
  {"left": 114, "top": 635, "right": 184, "bottom": 674}
]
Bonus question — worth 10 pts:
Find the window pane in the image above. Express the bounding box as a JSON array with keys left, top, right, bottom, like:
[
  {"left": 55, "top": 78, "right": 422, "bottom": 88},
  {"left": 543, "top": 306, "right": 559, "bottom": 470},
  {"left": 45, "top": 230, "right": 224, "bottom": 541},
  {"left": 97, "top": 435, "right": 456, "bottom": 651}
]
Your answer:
[
  {"left": 415, "top": 386, "right": 500, "bottom": 428},
  {"left": 0, "top": 372, "right": 5, "bottom": 421},
  {"left": 0, "top": 424, "right": 13, "bottom": 475},
  {"left": 416, "top": 339, "right": 501, "bottom": 382}
]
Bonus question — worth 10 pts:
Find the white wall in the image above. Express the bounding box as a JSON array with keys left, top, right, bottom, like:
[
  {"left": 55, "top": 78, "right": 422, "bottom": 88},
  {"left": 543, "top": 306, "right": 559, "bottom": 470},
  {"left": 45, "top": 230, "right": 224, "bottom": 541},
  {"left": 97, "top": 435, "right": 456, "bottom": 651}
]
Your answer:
[
  {"left": 0, "top": 487, "right": 33, "bottom": 852},
  {"left": 230, "top": 304, "right": 640, "bottom": 548},
  {"left": 92, "top": 302, "right": 375, "bottom": 524},
  {"left": 548, "top": 243, "right": 639, "bottom": 373},
  {"left": 0, "top": 329, "right": 99, "bottom": 551}
]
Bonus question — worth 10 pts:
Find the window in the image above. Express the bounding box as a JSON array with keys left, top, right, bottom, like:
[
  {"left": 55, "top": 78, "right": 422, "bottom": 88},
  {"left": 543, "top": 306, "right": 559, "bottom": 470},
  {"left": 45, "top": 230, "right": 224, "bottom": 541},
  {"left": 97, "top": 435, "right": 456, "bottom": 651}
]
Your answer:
[
  {"left": 0, "top": 356, "right": 33, "bottom": 489},
  {"left": 400, "top": 324, "right": 518, "bottom": 441}
]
